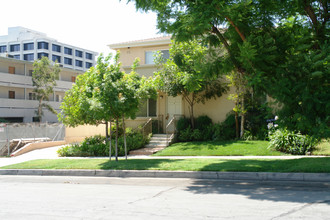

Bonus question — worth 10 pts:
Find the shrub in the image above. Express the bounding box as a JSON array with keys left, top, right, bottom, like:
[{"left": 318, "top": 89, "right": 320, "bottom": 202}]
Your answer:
[
  {"left": 178, "top": 126, "right": 193, "bottom": 142},
  {"left": 195, "top": 115, "right": 212, "bottom": 130},
  {"left": 191, "top": 129, "right": 203, "bottom": 141},
  {"left": 268, "top": 128, "right": 317, "bottom": 155},
  {"left": 212, "top": 112, "right": 237, "bottom": 141},
  {"left": 57, "top": 130, "right": 149, "bottom": 157},
  {"left": 176, "top": 117, "right": 190, "bottom": 132}
]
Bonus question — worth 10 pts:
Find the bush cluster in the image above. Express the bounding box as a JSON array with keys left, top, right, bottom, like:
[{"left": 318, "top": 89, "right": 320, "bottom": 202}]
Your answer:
[
  {"left": 57, "top": 129, "right": 149, "bottom": 157},
  {"left": 268, "top": 128, "right": 317, "bottom": 155},
  {"left": 177, "top": 114, "right": 237, "bottom": 142}
]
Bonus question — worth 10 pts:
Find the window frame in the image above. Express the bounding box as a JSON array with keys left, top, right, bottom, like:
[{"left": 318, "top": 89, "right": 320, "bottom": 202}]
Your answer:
[
  {"left": 136, "top": 98, "right": 157, "bottom": 118},
  {"left": 23, "top": 43, "right": 34, "bottom": 51},
  {"left": 52, "top": 44, "right": 61, "bottom": 53},
  {"left": 38, "top": 41, "right": 49, "bottom": 50}
]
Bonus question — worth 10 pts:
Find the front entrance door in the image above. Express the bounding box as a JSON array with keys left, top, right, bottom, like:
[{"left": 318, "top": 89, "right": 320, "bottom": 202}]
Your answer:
[{"left": 166, "top": 96, "right": 182, "bottom": 132}]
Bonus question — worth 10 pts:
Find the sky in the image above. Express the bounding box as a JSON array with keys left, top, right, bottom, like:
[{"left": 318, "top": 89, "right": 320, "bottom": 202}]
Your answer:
[{"left": 0, "top": 0, "right": 161, "bottom": 55}]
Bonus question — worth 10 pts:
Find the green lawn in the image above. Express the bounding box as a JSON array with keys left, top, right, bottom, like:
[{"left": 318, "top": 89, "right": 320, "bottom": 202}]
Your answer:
[
  {"left": 1, "top": 157, "right": 329, "bottom": 173},
  {"left": 313, "top": 140, "right": 330, "bottom": 156},
  {"left": 153, "top": 140, "right": 287, "bottom": 156}
]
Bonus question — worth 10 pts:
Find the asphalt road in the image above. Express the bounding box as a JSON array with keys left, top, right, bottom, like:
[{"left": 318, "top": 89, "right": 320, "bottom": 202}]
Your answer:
[{"left": 0, "top": 176, "right": 329, "bottom": 219}]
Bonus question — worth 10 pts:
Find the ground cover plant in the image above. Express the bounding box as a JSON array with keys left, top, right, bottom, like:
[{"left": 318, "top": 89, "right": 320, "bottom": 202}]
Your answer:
[
  {"left": 57, "top": 128, "right": 149, "bottom": 157},
  {"left": 1, "top": 157, "right": 329, "bottom": 173},
  {"left": 154, "top": 140, "right": 287, "bottom": 156}
]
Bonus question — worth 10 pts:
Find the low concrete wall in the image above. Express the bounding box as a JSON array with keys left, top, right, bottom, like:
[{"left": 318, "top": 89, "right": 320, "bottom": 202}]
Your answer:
[
  {"left": 65, "top": 124, "right": 106, "bottom": 143},
  {"left": 11, "top": 141, "right": 66, "bottom": 157},
  {"left": 64, "top": 120, "right": 148, "bottom": 144}
]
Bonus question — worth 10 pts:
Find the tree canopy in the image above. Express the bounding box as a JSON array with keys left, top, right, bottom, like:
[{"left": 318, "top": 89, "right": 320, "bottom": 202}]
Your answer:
[
  {"left": 126, "top": 0, "right": 329, "bottom": 137},
  {"left": 155, "top": 39, "right": 228, "bottom": 128},
  {"left": 32, "top": 56, "right": 60, "bottom": 122},
  {"left": 59, "top": 53, "right": 156, "bottom": 127},
  {"left": 58, "top": 53, "right": 157, "bottom": 160}
]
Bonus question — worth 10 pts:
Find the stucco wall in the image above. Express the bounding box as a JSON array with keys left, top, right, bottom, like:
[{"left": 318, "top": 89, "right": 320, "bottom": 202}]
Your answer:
[
  {"left": 183, "top": 88, "right": 235, "bottom": 124},
  {"left": 119, "top": 44, "right": 170, "bottom": 66}
]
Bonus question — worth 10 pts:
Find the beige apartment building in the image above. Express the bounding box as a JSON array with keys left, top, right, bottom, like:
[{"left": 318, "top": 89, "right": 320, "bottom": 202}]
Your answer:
[
  {"left": 0, "top": 56, "right": 82, "bottom": 123},
  {"left": 109, "top": 36, "right": 234, "bottom": 132}
]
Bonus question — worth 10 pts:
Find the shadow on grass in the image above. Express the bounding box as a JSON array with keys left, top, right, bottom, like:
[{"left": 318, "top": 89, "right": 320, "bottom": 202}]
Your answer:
[
  {"left": 99, "top": 157, "right": 330, "bottom": 173},
  {"left": 165, "top": 140, "right": 256, "bottom": 151}
]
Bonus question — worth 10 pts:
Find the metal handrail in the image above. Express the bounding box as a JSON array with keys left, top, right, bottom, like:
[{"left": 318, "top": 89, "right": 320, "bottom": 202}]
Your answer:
[
  {"left": 141, "top": 118, "right": 152, "bottom": 138},
  {"left": 165, "top": 117, "right": 176, "bottom": 146}
]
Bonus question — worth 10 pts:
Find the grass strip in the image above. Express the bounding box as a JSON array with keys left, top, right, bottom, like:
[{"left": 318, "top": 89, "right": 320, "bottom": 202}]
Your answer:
[
  {"left": 153, "top": 140, "right": 288, "bottom": 156},
  {"left": 1, "top": 157, "right": 329, "bottom": 173}
]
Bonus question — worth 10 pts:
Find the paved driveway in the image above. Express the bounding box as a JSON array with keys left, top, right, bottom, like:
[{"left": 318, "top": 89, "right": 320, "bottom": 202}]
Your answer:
[{"left": 0, "top": 146, "right": 62, "bottom": 167}]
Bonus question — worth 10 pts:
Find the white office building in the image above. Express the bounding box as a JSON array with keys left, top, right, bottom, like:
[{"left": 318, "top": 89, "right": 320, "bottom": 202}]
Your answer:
[
  {"left": 0, "top": 27, "right": 98, "bottom": 123},
  {"left": 0, "top": 27, "right": 97, "bottom": 71}
]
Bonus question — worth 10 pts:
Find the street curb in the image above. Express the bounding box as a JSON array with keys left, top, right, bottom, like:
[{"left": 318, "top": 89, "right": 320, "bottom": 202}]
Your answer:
[{"left": 1, "top": 169, "right": 330, "bottom": 182}]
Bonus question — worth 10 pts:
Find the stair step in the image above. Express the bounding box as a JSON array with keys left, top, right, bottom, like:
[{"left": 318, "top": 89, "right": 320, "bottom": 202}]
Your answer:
[
  {"left": 149, "top": 140, "right": 167, "bottom": 144},
  {"left": 145, "top": 144, "right": 167, "bottom": 148}
]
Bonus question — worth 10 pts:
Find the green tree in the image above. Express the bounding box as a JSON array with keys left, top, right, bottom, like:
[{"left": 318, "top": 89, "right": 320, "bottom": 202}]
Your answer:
[
  {"left": 59, "top": 53, "right": 156, "bottom": 160},
  {"left": 155, "top": 40, "right": 228, "bottom": 128},
  {"left": 126, "top": 0, "right": 329, "bottom": 138},
  {"left": 32, "top": 56, "right": 60, "bottom": 122}
]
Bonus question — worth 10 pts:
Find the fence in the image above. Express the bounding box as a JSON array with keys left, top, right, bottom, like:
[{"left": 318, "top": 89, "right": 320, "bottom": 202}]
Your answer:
[{"left": 0, "top": 123, "right": 65, "bottom": 156}]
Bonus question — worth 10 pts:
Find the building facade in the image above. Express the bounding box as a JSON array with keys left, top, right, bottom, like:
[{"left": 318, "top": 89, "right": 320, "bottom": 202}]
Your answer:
[
  {"left": 0, "top": 27, "right": 97, "bottom": 72},
  {"left": 108, "top": 36, "right": 235, "bottom": 132},
  {"left": 0, "top": 27, "right": 98, "bottom": 123}
]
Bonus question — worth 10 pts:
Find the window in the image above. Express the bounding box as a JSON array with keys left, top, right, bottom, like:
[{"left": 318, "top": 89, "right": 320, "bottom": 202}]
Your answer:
[
  {"left": 24, "top": 43, "right": 34, "bottom": 51},
  {"left": 8, "top": 91, "right": 15, "bottom": 99},
  {"left": 32, "top": 117, "right": 40, "bottom": 122},
  {"left": 136, "top": 99, "right": 157, "bottom": 117},
  {"left": 52, "top": 44, "right": 61, "bottom": 52},
  {"left": 55, "top": 94, "right": 61, "bottom": 102},
  {"left": 0, "top": 45, "right": 6, "bottom": 53},
  {"left": 8, "top": 66, "right": 15, "bottom": 74},
  {"left": 28, "top": 92, "right": 36, "bottom": 100},
  {"left": 86, "top": 52, "right": 92, "bottom": 60},
  {"left": 71, "top": 76, "right": 76, "bottom": 82},
  {"left": 10, "top": 44, "right": 20, "bottom": 52},
  {"left": 75, "top": 60, "right": 82, "bottom": 67},
  {"left": 52, "top": 55, "right": 61, "bottom": 63},
  {"left": 75, "top": 50, "right": 83, "bottom": 57},
  {"left": 13, "top": 55, "right": 20, "bottom": 60},
  {"left": 24, "top": 53, "right": 34, "bottom": 61},
  {"left": 145, "top": 50, "right": 169, "bottom": 64},
  {"left": 85, "top": 62, "right": 92, "bottom": 69},
  {"left": 28, "top": 70, "right": 33, "bottom": 76},
  {"left": 64, "top": 57, "right": 72, "bottom": 65},
  {"left": 37, "top": 53, "right": 48, "bottom": 59},
  {"left": 38, "top": 41, "right": 49, "bottom": 49},
  {"left": 64, "top": 47, "right": 72, "bottom": 55}
]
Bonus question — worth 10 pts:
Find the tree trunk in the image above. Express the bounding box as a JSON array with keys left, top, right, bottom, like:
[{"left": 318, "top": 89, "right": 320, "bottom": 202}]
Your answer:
[
  {"left": 109, "top": 120, "right": 112, "bottom": 160},
  {"left": 105, "top": 121, "right": 108, "bottom": 141},
  {"left": 38, "top": 98, "right": 43, "bottom": 122},
  {"left": 235, "top": 110, "right": 239, "bottom": 139},
  {"left": 123, "top": 116, "right": 127, "bottom": 160},
  {"left": 115, "top": 117, "right": 119, "bottom": 162},
  {"left": 240, "top": 97, "right": 245, "bottom": 138}
]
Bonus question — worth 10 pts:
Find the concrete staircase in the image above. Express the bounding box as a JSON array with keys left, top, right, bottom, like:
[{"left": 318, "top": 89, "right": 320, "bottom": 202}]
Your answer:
[{"left": 129, "top": 134, "right": 172, "bottom": 156}]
